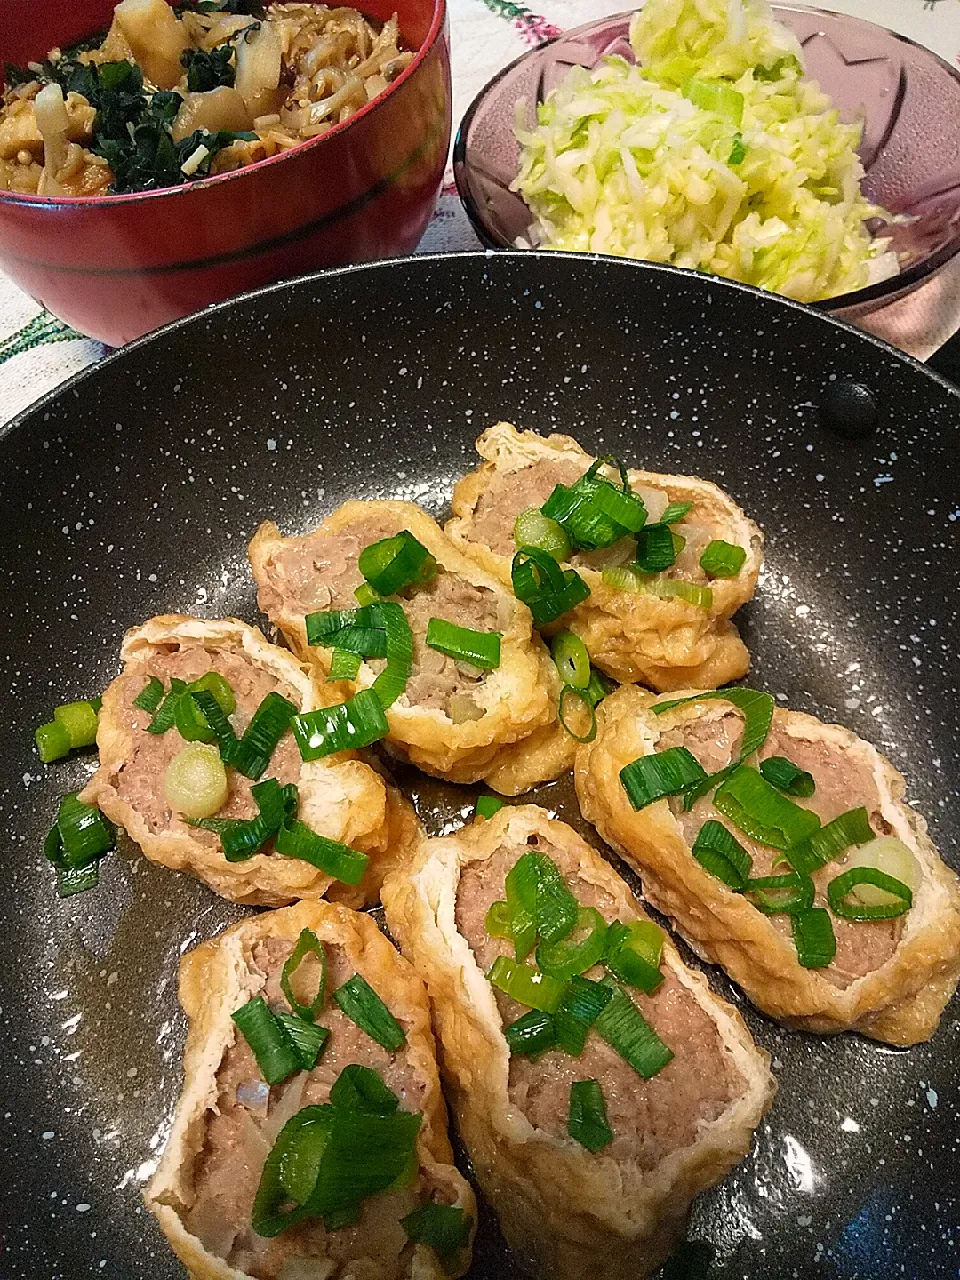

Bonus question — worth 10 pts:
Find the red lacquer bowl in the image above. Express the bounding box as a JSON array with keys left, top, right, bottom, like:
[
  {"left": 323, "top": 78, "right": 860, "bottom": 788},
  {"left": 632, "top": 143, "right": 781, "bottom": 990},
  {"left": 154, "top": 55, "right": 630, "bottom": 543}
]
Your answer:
[{"left": 0, "top": 0, "right": 451, "bottom": 346}]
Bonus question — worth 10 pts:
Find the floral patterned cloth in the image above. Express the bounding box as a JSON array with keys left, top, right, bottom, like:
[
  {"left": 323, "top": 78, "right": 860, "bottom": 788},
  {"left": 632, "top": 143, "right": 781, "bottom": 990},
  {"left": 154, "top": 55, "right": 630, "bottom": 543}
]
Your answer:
[{"left": 2, "top": 0, "right": 959, "bottom": 424}]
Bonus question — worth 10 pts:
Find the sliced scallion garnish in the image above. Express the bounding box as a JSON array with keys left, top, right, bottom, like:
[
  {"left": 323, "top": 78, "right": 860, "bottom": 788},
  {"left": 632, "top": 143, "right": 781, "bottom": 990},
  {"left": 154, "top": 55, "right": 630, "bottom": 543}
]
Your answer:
[
  {"left": 306, "top": 606, "right": 378, "bottom": 642},
  {"left": 402, "top": 1203, "right": 471, "bottom": 1263},
  {"left": 602, "top": 920, "right": 664, "bottom": 993},
  {"left": 369, "top": 601, "right": 414, "bottom": 709},
  {"left": 594, "top": 981, "right": 674, "bottom": 1079},
  {"left": 232, "top": 995, "right": 302, "bottom": 1086},
  {"left": 600, "top": 566, "right": 714, "bottom": 608},
  {"left": 503, "top": 1009, "right": 557, "bottom": 1056},
  {"left": 791, "top": 907, "right": 836, "bottom": 969},
  {"left": 514, "top": 508, "right": 570, "bottom": 561},
  {"left": 228, "top": 691, "right": 298, "bottom": 780},
  {"left": 329, "top": 1064, "right": 400, "bottom": 1114},
  {"left": 568, "top": 1079, "right": 613, "bottom": 1152},
  {"left": 554, "top": 975, "right": 613, "bottom": 1055},
  {"left": 189, "top": 671, "right": 236, "bottom": 715},
  {"left": 274, "top": 819, "right": 369, "bottom": 886},
  {"left": 188, "top": 688, "right": 238, "bottom": 758},
  {"left": 511, "top": 547, "right": 590, "bottom": 627},
  {"left": 558, "top": 686, "right": 598, "bottom": 743},
  {"left": 699, "top": 539, "right": 747, "bottom": 578},
  {"left": 334, "top": 974, "right": 406, "bottom": 1051},
  {"left": 323, "top": 625, "right": 388, "bottom": 659},
  {"left": 785, "top": 807, "right": 874, "bottom": 875},
  {"left": 274, "top": 1012, "right": 330, "bottom": 1071},
  {"left": 536, "top": 907, "right": 607, "bottom": 982},
  {"left": 358, "top": 530, "right": 436, "bottom": 596},
  {"left": 35, "top": 720, "right": 71, "bottom": 764},
  {"left": 147, "top": 677, "right": 188, "bottom": 735},
  {"left": 551, "top": 630, "right": 591, "bottom": 690},
  {"left": 174, "top": 687, "right": 217, "bottom": 744},
  {"left": 44, "top": 820, "right": 103, "bottom": 898},
  {"left": 635, "top": 523, "right": 681, "bottom": 573},
  {"left": 759, "top": 755, "right": 815, "bottom": 797},
  {"left": 743, "top": 872, "right": 815, "bottom": 915},
  {"left": 487, "top": 955, "right": 568, "bottom": 1014},
  {"left": 620, "top": 746, "right": 707, "bottom": 810},
  {"left": 827, "top": 867, "right": 912, "bottom": 920},
  {"left": 281, "top": 929, "right": 327, "bottom": 1021},
  {"left": 425, "top": 618, "right": 502, "bottom": 670},
  {"left": 133, "top": 675, "right": 164, "bottom": 712},
  {"left": 56, "top": 792, "right": 117, "bottom": 864},
  {"left": 541, "top": 460, "right": 646, "bottom": 550},
  {"left": 691, "top": 819, "right": 752, "bottom": 889},
  {"left": 713, "top": 767, "right": 821, "bottom": 850},
  {"left": 188, "top": 777, "right": 297, "bottom": 861},
  {"left": 475, "top": 795, "right": 505, "bottom": 820},
  {"left": 292, "top": 689, "right": 389, "bottom": 761},
  {"left": 652, "top": 687, "right": 775, "bottom": 761},
  {"left": 328, "top": 649, "right": 362, "bottom": 681},
  {"left": 51, "top": 700, "right": 98, "bottom": 749},
  {"left": 660, "top": 501, "right": 694, "bottom": 526}
]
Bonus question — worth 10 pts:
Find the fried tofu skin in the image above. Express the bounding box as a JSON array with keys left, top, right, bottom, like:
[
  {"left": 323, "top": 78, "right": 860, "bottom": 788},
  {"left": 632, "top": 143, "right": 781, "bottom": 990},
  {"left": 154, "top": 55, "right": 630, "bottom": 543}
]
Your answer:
[
  {"left": 382, "top": 805, "right": 775, "bottom": 1280},
  {"left": 249, "top": 500, "right": 573, "bottom": 794},
  {"left": 146, "top": 900, "right": 476, "bottom": 1279},
  {"left": 82, "top": 615, "right": 416, "bottom": 907},
  {"left": 575, "top": 685, "right": 960, "bottom": 1044},
  {"left": 445, "top": 422, "right": 762, "bottom": 690}
]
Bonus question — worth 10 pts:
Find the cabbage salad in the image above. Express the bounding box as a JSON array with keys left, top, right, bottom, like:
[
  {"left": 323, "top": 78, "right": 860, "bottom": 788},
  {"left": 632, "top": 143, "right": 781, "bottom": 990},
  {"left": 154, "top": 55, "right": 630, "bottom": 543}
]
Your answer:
[{"left": 512, "top": 0, "right": 898, "bottom": 302}]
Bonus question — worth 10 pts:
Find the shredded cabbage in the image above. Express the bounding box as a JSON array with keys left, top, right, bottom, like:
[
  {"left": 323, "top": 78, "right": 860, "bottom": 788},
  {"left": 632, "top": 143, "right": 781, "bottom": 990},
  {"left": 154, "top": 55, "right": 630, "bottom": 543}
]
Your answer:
[{"left": 512, "top": 0, "right": 897, "bottom": 302}]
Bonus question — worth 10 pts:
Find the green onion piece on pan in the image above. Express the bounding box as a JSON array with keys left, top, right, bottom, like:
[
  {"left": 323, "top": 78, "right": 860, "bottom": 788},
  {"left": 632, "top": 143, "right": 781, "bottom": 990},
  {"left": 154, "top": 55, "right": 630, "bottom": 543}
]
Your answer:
[
  {"left": 635, "top": 523, "right": 681, "bottom": 573},
  {"left": 370, "top": 601, "right": 414, "bottom": 709},
  {"left": 554, "top": 975, "right": 613, "bottom": 1055},
  {"left": 785, "top": 807, "right": 874, "bottom": 875},
  {"left": 760, "top": 755, "right": 815, "bottom": 797},
  {"left": 56, "top": 792, "right": 116, "bottom": 864},
  {"left": 334, "top": 974, "right": 406, "bottom": 1051},
  {"left": 659, "top": 501, "right": 693, "bottom": 526},
  {"left": 329, "top": 1063, "right": 400, "bottom": 1114},
  {"left": 827, "top": 867, "right": 912, "bottom": 920},
  {"left": 791, "top": 907, "right": 836, "bottom": 968},
  {"left": 594, "top": 982, "right": 674, "bottom": 1079},
  {"left": 274, "top": 1012, "right": 330, "bottom": 1072},
  {"left": 568, "top": 1079, "right": 614, "bottom": 1152},
  {"left": 475, "top": 795, "right": 505, "bottom": 820},
  {"left": 52, "top": 699, "right": 98, "bottom": 749},
  {"left": 536, "top": 907, "right": 608, "bottom": 982},
  {"left": 425, "top": 618, "right": 502, "bottom": 670},
  {"left": 232, "top": 995, "right": 302, "bottom": 1086},
  {"left": 487, "top": 956, "right": 567, "bottom": 1014},
  {"left": 503, "top": 1009, "right": 557, "bottom": 1056},
  {"left": 292, "top": 689, "right": 389, "bottom": 761},
  {"left": 551, "top": 630, "right": 591, "bottom": 690},
  {"left": 485, "top": 900, "right": 511, "bottom": 937},
  {"left": 743, "top": 872, "right": 815, "bottom": 914},
  {"left": 229, "top": 691, "right": 298, "bottom": 780},
  {"left": 35, "top": 721, "right": 71, "bottom": 763},
  {"left": 620, "top": 747, "right": 707, "bottom": 810},
  {"left": 603, "top": 920, "right": 664, "bottom": 993},
  {"left": 275, "top": 819, "right": 369, "bottom": 886},
  {"left": 699, "top": 539, "right": 747, "bottom": 578},
  {"left": 691, "top": 819, "right": 752, "bottom": 889},
  {"left": 514, "top": 508, "right": 570, "bottom": 561},
  {"left": 188, "top": 777, "right": 297, "bottom": 861},
  {"left": 402, "top": 1203, "right": 472, "bottom": 1262},
  {"left": 558, "top": 686, "right": 598, "bottom": 744},
  {"left": 714, "top": 767, "right": 821, "bottom": 850},
  {"left": 281, "top": 928, "right": 327, "bottom": 1021},
  {"left": 511, "top": 547, "right": 590, "bottom": 627},
  {"left": 44, "top": 823, "right": 101, "bottom": 898},
  {"left": 328, "top": 649, "right": 362, "bottom": 681},
  {"left": 358, "top": 530, "right": 436, "bottom": 596},
  {"left": 133, "top": 675, "right": 164, "bottom": 712}
]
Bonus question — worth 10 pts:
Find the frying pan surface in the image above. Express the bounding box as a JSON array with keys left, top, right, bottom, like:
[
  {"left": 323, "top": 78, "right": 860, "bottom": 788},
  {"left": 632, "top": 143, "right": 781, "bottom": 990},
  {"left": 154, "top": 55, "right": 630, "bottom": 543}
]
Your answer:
[{"left": 0, "top": 252, "right": 957, "bottom": 1279}]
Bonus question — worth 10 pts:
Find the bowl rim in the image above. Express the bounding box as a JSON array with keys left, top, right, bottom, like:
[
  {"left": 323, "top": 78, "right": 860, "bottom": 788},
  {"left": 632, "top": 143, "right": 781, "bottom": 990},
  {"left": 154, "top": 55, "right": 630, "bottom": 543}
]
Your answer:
[
  {"left": 452, "top": 3, "right": 960, "bottom": 314},
  {"left": 0, "top": 0, "right": 448, "bottom": 210}
]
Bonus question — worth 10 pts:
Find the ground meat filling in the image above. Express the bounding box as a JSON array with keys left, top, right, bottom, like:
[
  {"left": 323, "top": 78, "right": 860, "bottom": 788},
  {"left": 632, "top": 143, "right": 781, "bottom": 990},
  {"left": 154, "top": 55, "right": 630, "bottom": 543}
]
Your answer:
[
  {"left": 658, "top": 710, "right": 902, "bottom": 987},
  {"left": 185, "top": 939, "right": 431, "bottom": 1280},
  {"left": 455, "top": 837, "right": 741, "bottom": 1168},
  {"left": 263, "top": 514, "right": 506, "bottom": 717},
  {"left": 466, "top": 457, "right": 713, "bottom": 582},
  {"left": 114, "top": 644, "right": 302, "bottom": 851}
]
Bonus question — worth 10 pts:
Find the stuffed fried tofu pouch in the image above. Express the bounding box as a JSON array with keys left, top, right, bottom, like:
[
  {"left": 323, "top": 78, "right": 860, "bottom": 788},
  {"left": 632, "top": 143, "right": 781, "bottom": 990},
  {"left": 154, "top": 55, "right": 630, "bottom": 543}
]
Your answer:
[
  {"left": 575, "top": 685, "right": 960, "bottom": 1045},
  {"left": 445, "top": 422, "right": 762, "bottom": 690},
  {"left": 82, "top": 615, "right": 414, "bottom": 907},
  {"left": 249, "top": 500, "right": 572, "bottom": 794},
  {"left": 382, "top": 805, "right": 775, "bottom": 1280},
  {"left": 146, "top": 899, "right": 476, "bottom": 1280}
]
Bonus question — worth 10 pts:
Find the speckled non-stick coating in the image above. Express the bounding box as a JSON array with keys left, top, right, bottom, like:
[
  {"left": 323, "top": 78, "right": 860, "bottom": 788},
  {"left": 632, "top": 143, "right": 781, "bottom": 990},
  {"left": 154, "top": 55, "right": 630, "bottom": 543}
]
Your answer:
[{"left": 0, "top": 252, "right": 957, "bottom": 1280}]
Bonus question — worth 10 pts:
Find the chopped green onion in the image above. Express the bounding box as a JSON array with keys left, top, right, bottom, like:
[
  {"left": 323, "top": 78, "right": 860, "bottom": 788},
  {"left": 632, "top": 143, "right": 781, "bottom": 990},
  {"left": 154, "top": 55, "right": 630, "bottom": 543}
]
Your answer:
[
  {"left": 354, "top": 582, "right": 380, "bottom": 607},
  {"left": 503, "top": 1009, "right": 557, "bottom": 1056},
  {"left": 541, "top": 463, "right": 647, "bottom": 550},
  {"left": 357, "top": 601, "right": 410, "bottom": 709},
  {"left": 729, "top": 132, "right": 747, "bottom": 164},
  {"left": 293, "top": 689, "right": 389, "bottom": 761},
  {"left": 682, "top": 77, "right": 744, "bottom": 124},
  {"left": 44, "top": 823, "right": 101, "bottom": 897},
  {"left": 601, "top": 566, "right": 714, "bottom": 608},
  {"left": 475, "top": 795, "right": 505, "bottom": 820},
  {"left": 827, "top": 867, "right": 912, "bottom": 920},
  {"left": 512, "top": 547, "right": 590, "bottom": 626},
  {"left": 145, "top": 677, "right": 186, "bottom": 734},
  {"left": 358, "top": 530, "right": 436, "bottom": 596},
  {"left": 402, "top": 1203, "right": 471, "bottom": 1263},
  {"left": 554, "top": 975, "right": 613, "bottom": 1055},
  {"left": 274, "top": 819, "right": 369, "bottom": 886},
  {"left": 583, "top": 667, "right": 612, "bottom": 708},
  {"left": 536, "top": 907, "right": 608, "bottom": 982},
  {"left": 558, "top": 686, "right": 598, "bottom": 743},
  {"left": 306, "top": 607, "right": 378, "bottom": 641},
  {"left": 551, "top": 630, "right": 591, "bottom": 690},
  {"left": 252, "top": 1108, "right": 328, "bottom": 1236},
  {"left": 485, "top": 900, "right": 511, "bottom": 936},
  {"left": 133, "top": 675, "right": 164, "bottom": 712},
  {"left": 334, "top": 974, "right": 406, "bottom": 1051},
  {"left": 190, "top": 671, "right": 236, "bottom": 715},
  {"left": 324, "top": 626, "right": 388, "bottom": 659},
  {"left": 592, "top": 481, "right": 647, "bottom": 533},
  {"left": 56, "top": 792, "right": 116, "bottom": 864},
  {"left": 425, "top": 618, "right": 502, "bottom": 670},
  {"left": 189, "top": 777, "right": 297, "bottom": 861},
  {"left": 329, "top": 1064, "right": 400, "bottom": 1114},
  {"left": 487, "top": 956, "right": 568, "bottom": 1014},
  {"left": 620, "top": 747, "right": 707, "bottom": 810},
  {"left": 514, "top": 508, "right": 571, "bottom": 561},
  {"left": 503, "top": 854, "right": 539, "bottom": 961},
  {"left": 743, "top": 873, "right": 815, "bottom": 915},
  {"left": 232, "top": 995, "right": 302, "bottom": 1086},
  {"left": 228, "top": 691, "right": 298, "bottom": 780},
  {"left": 699, "top": 539, "right": 747, "bottom": 578},
  {"left": 691, "top": 820, "right": 752, "bottom": 889},
  {"left": 791, "top": 907, "right": 836, "bottom": 969},
  {"left": 603, "top": 920, "right": 665, "bottom": 993},
  {"left": 165, "top": 741, "right": 229, "bottom": 819},
  {"left": 568, "top": 1079, "right": 613, "bottom": 1152},
  {"left": 714, "top": 767, "right": 821, "bottom": 850},
  {"left": 660, "top": 501, "right": 693, "bottom": 526},
  {"left": 503, "top": 850, "right": 579, "bottom": 958},
  {"left": 635, "top": 523, "right": 681, "bottom": 572},
  {"left": 35, "top": 720, "right": 71, "bottom": 763},
  {"left": 594, "top": 982, "right": 674, "bottom": 1079},
  {"left": 51, "top": 700, "right": 98, "bottom": 749},
  {"left": 759, "top": 756, "right": 815, "bottom": 797},
  {"left": 281, "top": 929, "right": 327, "bottom": 1021},
  {"left": 174, "top": 687, "right": 217, "bottom": 743},
  {"left": 785, "top": 807, "right": 874, "bottom": 875},
  {"left": 328, "top": 649, "right": 362, "bottom": 681},
  {"left": 275, "top": 1012, "right": 330, "bottom": 1071},
  {"left": 652, "top": 687, "right": 774, "bottom": 761}
]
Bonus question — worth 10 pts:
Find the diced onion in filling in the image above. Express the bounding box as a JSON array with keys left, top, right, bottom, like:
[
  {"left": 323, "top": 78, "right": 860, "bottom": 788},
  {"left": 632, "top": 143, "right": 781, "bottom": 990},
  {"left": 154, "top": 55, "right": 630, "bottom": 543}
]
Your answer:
[
  {"left": 845, "top": 836, "right": 920, "bottom": 907},
  {"left": 164, "top": 742, "right": 229, "bottom": 819}
]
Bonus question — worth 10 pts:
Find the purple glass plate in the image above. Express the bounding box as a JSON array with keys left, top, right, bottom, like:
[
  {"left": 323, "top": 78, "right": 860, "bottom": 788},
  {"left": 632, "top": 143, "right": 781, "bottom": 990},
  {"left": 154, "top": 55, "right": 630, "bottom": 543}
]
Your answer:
[{"left": 454, "top": 5, "right": 960, "bottom": 317}]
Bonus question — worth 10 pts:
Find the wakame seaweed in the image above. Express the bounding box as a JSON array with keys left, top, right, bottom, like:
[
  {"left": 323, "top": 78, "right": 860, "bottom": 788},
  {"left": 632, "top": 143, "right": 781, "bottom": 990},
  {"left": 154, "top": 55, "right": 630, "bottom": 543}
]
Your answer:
[{"left": 182, "top": 46, "right": 236, "bottom": 92}]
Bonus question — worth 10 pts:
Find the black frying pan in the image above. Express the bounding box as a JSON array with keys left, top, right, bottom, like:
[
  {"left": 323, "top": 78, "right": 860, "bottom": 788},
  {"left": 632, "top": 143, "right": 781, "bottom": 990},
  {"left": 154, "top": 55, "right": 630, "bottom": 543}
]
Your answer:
[{"left": 0, "top": 252, "right": 957, "bottom": 1280}]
